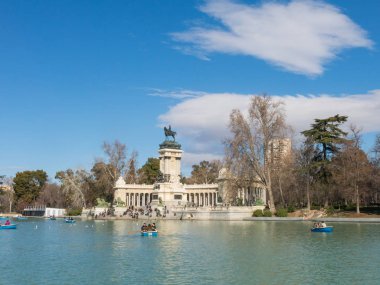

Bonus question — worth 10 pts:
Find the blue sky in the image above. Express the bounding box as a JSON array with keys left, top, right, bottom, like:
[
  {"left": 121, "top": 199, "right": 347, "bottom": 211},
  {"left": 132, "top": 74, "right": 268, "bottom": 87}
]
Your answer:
[{"left": 1, "top": 0, "right": 379, "bottom": 179}]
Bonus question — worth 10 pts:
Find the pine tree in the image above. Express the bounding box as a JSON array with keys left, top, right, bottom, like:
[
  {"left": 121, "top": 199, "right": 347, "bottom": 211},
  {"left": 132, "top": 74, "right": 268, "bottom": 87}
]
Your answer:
[{"left": 301, "top": 114, "right": 348, "bottom": 207}]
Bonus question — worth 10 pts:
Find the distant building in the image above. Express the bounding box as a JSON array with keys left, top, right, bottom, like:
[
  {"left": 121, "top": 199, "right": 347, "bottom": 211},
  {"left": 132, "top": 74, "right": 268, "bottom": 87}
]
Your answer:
[
  {"left": 22, "top": 206, "right": 66, "bottom": 217},
  {"left": 0, "top": 184, "right": 12, "bottom": 192},
  {"left": 267, "top": 138, "right": 292, "bottom": 166}
]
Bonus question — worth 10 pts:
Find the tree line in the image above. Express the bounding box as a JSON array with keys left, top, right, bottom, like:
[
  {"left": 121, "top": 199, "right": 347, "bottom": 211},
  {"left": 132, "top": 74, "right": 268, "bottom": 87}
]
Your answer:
[
  {"left": 1, "top": 94, "right": 379, "bottom": 214},
  {"left": 224, "top": 95, "right": 380, "bottom": 213},
  {"left": 0, "top": 141, "right": 161, "bottom": 212}
]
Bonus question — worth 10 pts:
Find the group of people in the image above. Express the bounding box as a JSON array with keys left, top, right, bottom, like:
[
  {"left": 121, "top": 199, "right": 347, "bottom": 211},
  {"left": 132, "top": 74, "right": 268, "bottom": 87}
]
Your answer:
[
  {"left": 141, "top": 223, "right": 157, "bottom": 232},
  {"left": 313, "top": 221, "right": 327, "bottom": 228}
]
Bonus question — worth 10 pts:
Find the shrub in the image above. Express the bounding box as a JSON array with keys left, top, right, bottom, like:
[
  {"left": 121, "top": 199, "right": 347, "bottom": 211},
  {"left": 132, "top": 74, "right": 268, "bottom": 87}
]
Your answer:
[
  {"left": 326, "top": 206, "right": 335, "bottom": 215},
  {"left": 66, "top": 208, "right": 82, "bottom": 216},
  {"left": 276, "top": 208, "right": 288, "bottom": 217},
  {"left": 287, "top": 205, "right": 295, "bottom": 213},
  {"left": 263, "top": 209, "right": 272, "bottom": 217},
  {"left": 253, "top": 209, "right": 263, "bottom": 217},
  {"left": 342, "top": 204, "right": 355, "bottom": 211},
  {"left": 255, "top": 199, "right": 264, "bottom": 206}
]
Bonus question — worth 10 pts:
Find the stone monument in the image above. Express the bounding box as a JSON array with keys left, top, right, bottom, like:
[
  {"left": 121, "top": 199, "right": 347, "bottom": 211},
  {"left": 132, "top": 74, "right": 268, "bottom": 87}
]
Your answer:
[{"left": 151, "top": 126, "right": 186, "bottom": 206}]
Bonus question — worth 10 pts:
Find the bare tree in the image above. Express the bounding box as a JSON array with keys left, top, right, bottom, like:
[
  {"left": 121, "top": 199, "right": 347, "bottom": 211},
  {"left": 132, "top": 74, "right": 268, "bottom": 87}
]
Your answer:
[
  {"left": 102, "top": 140, "right": 127, "bottom": 181},
  {"left": 225, "top": 95, "right": 288, "bottom": 212},
  {"left": 332, "top": 126, "right": 371, "bottom": 213},
  {"left": 125, "top": 150, "right": 138, "bottom": 183},
  {"left": 55, "top": 169, "right": 90, "bottom": 209},
  {"left": 97, "top": 140, "right": 138, "bottom": 201},
  {"left": 37, "top": 183, "right": 65, "bottom": 208},
  {"left": 295, "top": 139, "right": 316, "bottom": 210},
  {"left": 0, "top": 176, "right": 14, "bottom": 213}
]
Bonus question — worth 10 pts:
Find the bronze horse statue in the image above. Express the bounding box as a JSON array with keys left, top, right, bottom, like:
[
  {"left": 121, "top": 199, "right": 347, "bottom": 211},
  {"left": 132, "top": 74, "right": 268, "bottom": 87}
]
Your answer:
[{"left": 164, "top": 125, "right": 176, "bottom": 141}]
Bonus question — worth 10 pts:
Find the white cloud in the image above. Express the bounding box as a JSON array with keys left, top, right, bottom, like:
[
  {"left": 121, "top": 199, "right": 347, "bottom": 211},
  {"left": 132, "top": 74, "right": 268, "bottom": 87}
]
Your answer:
[
  {"left": 182, "top": 152, "right": 224, "bottom": 170},
  {"left": 159, "top": 90, "right": 380, "bottom": 163},
  {"left": 171, "top": 0, "right": 373, "bottom": 76}
]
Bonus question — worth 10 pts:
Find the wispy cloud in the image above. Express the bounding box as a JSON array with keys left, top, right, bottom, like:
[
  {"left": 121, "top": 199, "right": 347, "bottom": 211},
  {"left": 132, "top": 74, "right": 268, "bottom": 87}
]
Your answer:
[
  {"left": 148, "top": 88, "right": 207, "bottom": 99},
  {"left": 171, "top": 0, "right": 373, "bottom": 76},
  {"left": 159, "top": 90, "right": 380, "bottom": 165}
]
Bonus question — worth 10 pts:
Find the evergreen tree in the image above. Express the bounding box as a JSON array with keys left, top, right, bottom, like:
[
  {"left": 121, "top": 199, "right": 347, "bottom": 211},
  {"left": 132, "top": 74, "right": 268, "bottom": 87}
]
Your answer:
[
  {"left": 301, "top": 114, "right": 348, "bottom": 206},
  {"left": 138, "top": 158, "right": 160, "bottom": 184}
]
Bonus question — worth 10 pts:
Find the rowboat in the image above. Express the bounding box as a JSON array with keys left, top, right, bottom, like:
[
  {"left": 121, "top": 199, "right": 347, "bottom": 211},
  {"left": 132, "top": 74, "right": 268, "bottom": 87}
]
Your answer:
[
  {"left": 141, "top": 230, "right": 158, "bottom": 236},
  {"left": 64, "top": 218, "right": 76, "bottom": 223},
  {"left": 311, "top": 226, "right": 333, "bottom": 232},
  {"left": 0, "top": 224, "right": 17, "bottom": 229},
  {"left": 15, "top": 216, "right": 28, "bottom": 220}
]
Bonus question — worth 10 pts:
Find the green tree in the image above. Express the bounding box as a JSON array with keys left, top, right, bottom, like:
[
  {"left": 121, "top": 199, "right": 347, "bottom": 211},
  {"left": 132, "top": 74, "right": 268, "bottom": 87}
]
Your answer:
[
  {"left": 188, "top": 160, "right": 221, "bottom": 184},
  {"left": 13, "top": 170, "right": 47, "bottom": 211},
  {"left": 301, "top": 114, "right": 348, "bottom": 207},
  {"left": 138, "top": 158, "right": 160, "bottom": 184}
]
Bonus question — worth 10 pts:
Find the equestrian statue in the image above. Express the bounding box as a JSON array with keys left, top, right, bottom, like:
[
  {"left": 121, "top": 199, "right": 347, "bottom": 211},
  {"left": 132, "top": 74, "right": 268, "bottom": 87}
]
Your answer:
[{"left": 164, "top": 125, "right": 176, "bottom": 141}]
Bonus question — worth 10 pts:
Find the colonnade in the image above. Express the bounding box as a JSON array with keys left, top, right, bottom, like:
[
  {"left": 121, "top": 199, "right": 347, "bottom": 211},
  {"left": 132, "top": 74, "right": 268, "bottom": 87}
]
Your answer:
[
  {"left": 237, "top": 187, "right": 265, "bottom": 205},
  {"left": 125, "top": 193, "right": 152, "bottom": 207},
  {"left": 123, "top": 191, "right": 218, "bottom": 207},
  {"left": 186, "top": 192, "right": 217, "bottom": 207}
]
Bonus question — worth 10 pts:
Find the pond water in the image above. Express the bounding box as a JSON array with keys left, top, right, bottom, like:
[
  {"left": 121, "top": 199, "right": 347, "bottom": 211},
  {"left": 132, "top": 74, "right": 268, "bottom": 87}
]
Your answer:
[{"left": 1, "top": 219, "right": 380, "bottom": 285}]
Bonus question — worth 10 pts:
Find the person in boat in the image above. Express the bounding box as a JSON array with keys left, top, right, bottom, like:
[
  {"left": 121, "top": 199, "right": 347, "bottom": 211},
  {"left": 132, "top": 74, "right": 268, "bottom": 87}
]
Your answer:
[
  {"left": 321, "top": 221, "right": 327, "bottom": 228},
  {"left": 141, "top": 223, "right": 147, "bottom": 232},
  {"left": 151, "top": 223, "right": 156, "bottom": 231},
  {"left": 5, "top": 220, "right": 11, "bottom": 225}
]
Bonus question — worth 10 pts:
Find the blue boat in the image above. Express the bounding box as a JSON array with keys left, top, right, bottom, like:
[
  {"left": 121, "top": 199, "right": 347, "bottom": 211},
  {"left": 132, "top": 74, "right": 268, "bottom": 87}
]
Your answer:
[
  {"left": 0, "top": 224, "right": 17, "bottom": 229},
  {"left": 311, "top": 226, "right": 333, "bottom": 232},
  {"left": 64, "top": 218, "right": 76, "bottom": 224},
  {"left": 15, "top": 216, "right": 28, "bottom": 220},
  {"left": 141, "top": 230, "right": 158, "bottom": 236}
]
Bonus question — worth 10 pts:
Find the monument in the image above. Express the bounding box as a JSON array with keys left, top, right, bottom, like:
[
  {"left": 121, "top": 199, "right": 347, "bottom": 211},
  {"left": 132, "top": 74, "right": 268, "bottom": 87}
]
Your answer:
[
  {"left": 152, "top": 125, "right": 185, "bottom": 206},
  {"left": 113, "top": 126, "right": 219, "bottom": 211}
]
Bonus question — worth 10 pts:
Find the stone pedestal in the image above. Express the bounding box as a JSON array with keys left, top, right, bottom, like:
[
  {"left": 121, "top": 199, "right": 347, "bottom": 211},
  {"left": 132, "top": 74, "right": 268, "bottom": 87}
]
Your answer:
[{"left": 151, "top": 141, "right": 187, "bottom": 207}]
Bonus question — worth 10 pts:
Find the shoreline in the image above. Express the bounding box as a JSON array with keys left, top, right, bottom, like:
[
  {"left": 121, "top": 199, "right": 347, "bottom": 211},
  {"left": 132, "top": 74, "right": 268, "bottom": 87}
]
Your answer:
[{"left": 244, "top": 217, "right": 380, "bottom": 223}]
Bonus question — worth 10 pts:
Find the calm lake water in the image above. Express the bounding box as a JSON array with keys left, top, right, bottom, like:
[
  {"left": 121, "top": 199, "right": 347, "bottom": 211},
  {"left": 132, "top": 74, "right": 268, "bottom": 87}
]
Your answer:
[{"left": 1, "top": 219, "right": 380, "bottom": 285}]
